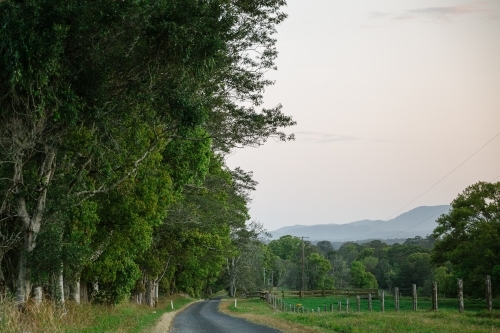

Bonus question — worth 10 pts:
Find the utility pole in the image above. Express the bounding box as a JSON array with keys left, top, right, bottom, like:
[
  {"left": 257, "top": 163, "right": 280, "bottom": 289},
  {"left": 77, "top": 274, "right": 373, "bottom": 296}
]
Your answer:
[{"left": 302, "top": 236, "right": 309, "bottom": 292}]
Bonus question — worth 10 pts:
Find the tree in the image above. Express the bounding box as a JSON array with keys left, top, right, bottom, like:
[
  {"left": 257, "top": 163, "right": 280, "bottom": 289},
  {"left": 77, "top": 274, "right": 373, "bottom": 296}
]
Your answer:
[
  {"left": 432, "top": 181, "right": 500, "bottom": 296},
  {"left": 268, "top": 235, "right": 302, "bottom": 261},
  {"left": 393, "top": 253, "right": 432, "bottom": 292},
  {"left": 0, "top": 0, "right": 294, "bottom": 305},
  {"left": 226, "top": 221, "right": 268, "bottom": 297},
  {"left": 316, "top": 241, "right": 334, "bottom": 256},
  {"left": 330, "top": 254, "right": 350, "bottom": 289},
  {"left": 307, "top": 252, "right": 332, "bottom": 290},
  {"left": 350, "top": 261, "right": 378, "bottom": 289},
  {"left": 373, "top": 258, "right": 395, "bottom": 290},
  {"left": 338, "top": 242, "right": 361, "bottom": 265}
]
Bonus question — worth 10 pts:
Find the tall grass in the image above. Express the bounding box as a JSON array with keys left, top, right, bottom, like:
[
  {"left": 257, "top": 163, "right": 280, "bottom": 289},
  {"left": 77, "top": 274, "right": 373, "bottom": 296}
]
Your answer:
[{"left": 0, "top": 295, "right": 194, "bottom": 333}]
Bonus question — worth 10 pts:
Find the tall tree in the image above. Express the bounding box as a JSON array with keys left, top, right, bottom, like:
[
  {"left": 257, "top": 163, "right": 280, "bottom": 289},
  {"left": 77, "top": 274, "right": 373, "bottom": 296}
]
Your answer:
[
  {"left": 0, "top": 0, "right": 294, "bottom": 305},
  {"left": 432, "top": 181, "right": 500, "bottom": 296}
]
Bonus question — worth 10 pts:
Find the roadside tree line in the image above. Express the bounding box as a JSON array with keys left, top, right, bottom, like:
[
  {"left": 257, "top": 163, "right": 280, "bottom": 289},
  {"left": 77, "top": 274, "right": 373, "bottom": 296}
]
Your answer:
[{"left": 0, "top": 0, "right": 294, "bottom": 307}]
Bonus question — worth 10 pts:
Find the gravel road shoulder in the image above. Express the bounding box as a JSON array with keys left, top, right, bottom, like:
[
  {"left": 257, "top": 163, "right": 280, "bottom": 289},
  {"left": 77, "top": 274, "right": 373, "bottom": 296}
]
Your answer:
[{"left": 149, "top": 300, "right": 201, "bottom": 333}]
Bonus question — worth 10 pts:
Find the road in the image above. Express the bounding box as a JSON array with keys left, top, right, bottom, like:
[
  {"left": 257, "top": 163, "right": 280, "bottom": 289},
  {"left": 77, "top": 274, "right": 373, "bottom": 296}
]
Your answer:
[{"left": 170, "top": 298, "right": 282, "bottom": 333}]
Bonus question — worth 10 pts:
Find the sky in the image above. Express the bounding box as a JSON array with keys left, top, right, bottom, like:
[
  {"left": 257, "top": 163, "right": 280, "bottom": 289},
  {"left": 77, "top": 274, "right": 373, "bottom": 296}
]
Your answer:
[{"left": 225, "top": 0, "right": 500, "bottom": 232}]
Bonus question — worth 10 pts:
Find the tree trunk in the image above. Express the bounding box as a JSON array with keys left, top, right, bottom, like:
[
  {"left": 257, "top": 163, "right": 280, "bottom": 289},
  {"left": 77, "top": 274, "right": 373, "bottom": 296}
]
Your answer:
[
  {"left": 34, "top": 286, "right": 43, "bottom": 305},
  {"left": 227, "top": 257, "right": 237, "bottom": 297},
  {"left": 14, "top": 147, "right": 56, "bottom": 306},
  {"left": 145, "top": 277, "right": 155, "bottom": 307},
  {"left": 15, "top": 232, "right": 34, "bottom": 304},
  {"left": 154, "top": 281, "right": 159, "bottom": 307},
  {"left": 80, "top": 281, "right": 89, "bottom": 303},
  {"left": 69, "top": 277, "right": 81, "bottom": 304},
  {"left": 457, "top": 278, "right": 464, "bottom": 313},
  {"left": 55, "top": 264, "right": 65, "bottom": 304}
]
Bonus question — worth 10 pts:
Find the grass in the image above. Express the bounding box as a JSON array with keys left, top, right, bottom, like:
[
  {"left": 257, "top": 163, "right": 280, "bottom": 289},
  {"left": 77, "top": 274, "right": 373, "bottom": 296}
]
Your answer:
[
  {"left": 222, "top": 298, "right": 500, "bottom": 333},
  {"left": 277, "top": 296, "right": 500, "bottom": 312},
  {"left": 0, "top": 294, "right": 195, "bottom": 333}
]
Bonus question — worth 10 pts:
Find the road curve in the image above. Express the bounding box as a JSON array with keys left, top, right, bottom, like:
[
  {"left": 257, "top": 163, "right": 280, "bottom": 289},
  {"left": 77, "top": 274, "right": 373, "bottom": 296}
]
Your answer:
[{"left": 170, "top": 298, "right": 282, "bottom": 333}]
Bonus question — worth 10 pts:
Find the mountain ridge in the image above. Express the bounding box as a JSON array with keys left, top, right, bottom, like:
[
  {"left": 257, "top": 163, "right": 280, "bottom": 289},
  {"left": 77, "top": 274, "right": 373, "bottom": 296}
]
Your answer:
[{"left": 270, "top": 205, "right": 450, "bottom": 241}]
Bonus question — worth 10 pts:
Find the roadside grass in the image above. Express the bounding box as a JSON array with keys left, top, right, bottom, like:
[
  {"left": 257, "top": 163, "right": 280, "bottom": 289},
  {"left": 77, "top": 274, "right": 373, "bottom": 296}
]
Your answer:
[
  {"left": 0, "top": 294, "right": 195, "bottom": 333},
  {"left": 68, "top": 295, "right": 195, "bottom": 333},
  {"left": 223, "top": 298, "right": 500, "bottom": 333},
  {"left": 219, "top": 298, "right": 321, "bottom": 333}
]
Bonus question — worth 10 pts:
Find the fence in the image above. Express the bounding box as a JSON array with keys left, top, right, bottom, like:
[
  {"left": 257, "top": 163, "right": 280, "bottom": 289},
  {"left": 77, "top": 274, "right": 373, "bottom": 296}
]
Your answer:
[
  {"left": 258, "top": 275, "right": 496, "bottom": 313},
  {"left": 265, "top": 288, "right": 379, "bottom": 299}
]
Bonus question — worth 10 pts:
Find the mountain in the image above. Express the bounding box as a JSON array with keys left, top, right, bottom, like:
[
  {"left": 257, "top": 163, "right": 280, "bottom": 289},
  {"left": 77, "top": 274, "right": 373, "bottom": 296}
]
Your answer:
[{"left": 269, "top": 205, "right": 450, "bottom": 241}]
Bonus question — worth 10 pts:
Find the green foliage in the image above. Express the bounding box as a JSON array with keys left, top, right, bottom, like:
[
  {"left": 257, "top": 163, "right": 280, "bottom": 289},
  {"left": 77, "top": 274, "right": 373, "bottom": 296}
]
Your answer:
[
  {"left": 350, "top": 261, "right": 378, "bottom": 288},
  {"left": 316, "top": 241, "right": 334, "bottom": 256},
  {"left": 0, "top": 0, "right": 295, "bottom": 305},
  {"left": 307, "top": 253, "right": 332, "bottom": 290},
  {"left": 338, "top": 242, "right": 362, "bottom": 265},
  {"left": 268, "top": 236, "right": 303, "bottom": 261},
  {"left": 393, "top": 253, "right": 432, "bottom": 293},
  {"left": 432, "top": 181, "right": 500, "bottom": 296},
  {"left": 92, "top": 259, "right": 141, "bottom": 304}
]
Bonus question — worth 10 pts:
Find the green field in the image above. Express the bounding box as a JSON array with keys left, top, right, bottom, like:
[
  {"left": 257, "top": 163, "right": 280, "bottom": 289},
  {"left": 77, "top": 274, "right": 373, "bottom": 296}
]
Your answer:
[
  {"left": 274, "top": 295, "right": 500, "bottom": 313},
  {"left": 226, "top": 298, "right": 500, "bottom": 333}
]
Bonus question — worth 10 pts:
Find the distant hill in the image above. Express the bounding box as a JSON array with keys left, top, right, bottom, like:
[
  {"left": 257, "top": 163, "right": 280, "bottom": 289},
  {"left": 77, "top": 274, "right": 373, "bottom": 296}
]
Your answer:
[{"left": 270, "top": 205, "right": 450, "bottom": 241}]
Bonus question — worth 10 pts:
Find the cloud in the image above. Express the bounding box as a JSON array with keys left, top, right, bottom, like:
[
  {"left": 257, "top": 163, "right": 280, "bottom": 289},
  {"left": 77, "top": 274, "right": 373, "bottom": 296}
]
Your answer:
[
  {"left": 295, "top": 131, "right": 360, "bottom": 144},
  {"left": 403, "top": 2, "right": 493, "bottom": 20},
  {"left": 367, "top": 11, "right": 390, "bottom": 19},
  {"left": 365, "top": 1, "right": 496, "bottom": 25}
]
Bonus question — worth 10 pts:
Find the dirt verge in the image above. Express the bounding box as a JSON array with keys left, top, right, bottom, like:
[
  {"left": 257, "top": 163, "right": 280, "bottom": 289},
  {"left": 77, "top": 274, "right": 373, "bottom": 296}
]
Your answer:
[{"left": 218, "top": 299, "right": 323, "bottom": 333}]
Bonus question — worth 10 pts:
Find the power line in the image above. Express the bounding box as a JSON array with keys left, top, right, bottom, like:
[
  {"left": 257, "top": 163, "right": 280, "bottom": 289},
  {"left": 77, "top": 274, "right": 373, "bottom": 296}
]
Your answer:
[
  {"left": 385, "top": 207, "right": 449, "bottom": 240},
  {"left": 383, "top": 173, "right": 500, "bottom": 239},
  {"left": 348, "top": 131, "right": 500, "bottom": 241}
]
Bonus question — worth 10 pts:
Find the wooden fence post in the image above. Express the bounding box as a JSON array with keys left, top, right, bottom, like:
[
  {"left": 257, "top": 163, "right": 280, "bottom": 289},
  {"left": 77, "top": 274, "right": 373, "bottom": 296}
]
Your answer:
[
  {"left": 346, "top": 299, "right": 349, "bottom": 312},
  {"left": 458, "top": 278, "right": 464, "bottom": 313},
  {"left": 412, "top": 284, "right": 417, "bottom": 311},
  {"left": 395, "top": 287, "right": 399, "bottom": 311},
  {"left": 486, "top": 275, "right": 492, "bottom": 312},
  {"left": 356, "top": 295, "right": 360, "bottom": 312},
  {"left": 380, "top": 291, "right": 385, "bottom": 312},
  {"left": 432, "top": 282, "right": 438, "bottom": 311},
  {"left": 368, "top": 293, "right": 372, "bottom": 312},
  {"left": 338, "top": 300, "right": 342, "bottom": 311}
]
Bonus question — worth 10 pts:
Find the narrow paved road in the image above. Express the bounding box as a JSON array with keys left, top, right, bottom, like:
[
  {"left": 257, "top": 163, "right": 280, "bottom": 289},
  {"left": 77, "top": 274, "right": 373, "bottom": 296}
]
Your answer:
[{"left": 170, "top": 298, "right": 282, "bottom": 333}]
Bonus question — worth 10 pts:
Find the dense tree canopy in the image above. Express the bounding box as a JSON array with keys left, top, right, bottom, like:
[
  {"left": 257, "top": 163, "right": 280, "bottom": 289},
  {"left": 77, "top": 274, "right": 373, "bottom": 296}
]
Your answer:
[
  {"left": 0, "top": 0, "right": 294, "bottom": 305},
  {"left": 432, "top": 181, "right": 500, "bottom": 296}
]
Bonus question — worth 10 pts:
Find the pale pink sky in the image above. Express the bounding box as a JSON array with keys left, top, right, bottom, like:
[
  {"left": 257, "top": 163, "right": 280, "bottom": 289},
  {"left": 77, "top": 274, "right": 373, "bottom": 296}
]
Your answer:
[{"left": 226, "top": 0, "right": 500, "bottom": 231}]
